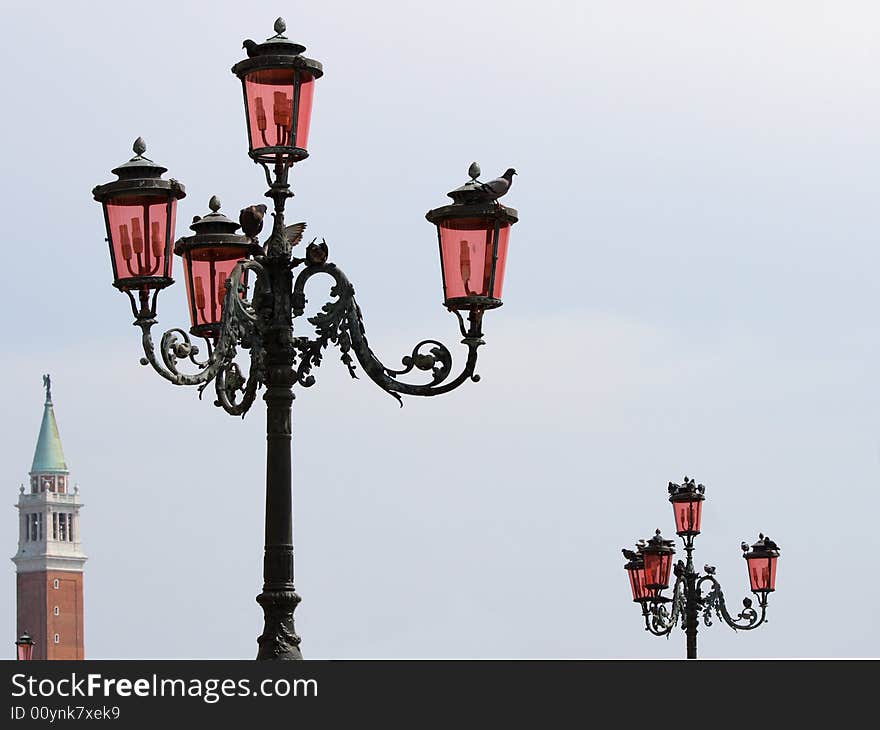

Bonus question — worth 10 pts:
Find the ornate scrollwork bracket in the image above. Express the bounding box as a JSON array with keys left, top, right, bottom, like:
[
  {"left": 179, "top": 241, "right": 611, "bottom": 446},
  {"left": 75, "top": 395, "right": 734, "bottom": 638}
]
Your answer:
[
  {"left": 133, "top": 235, "right": 486, "bottom": 413},
  {"left": 134, "top": 258, "right": 270, "bottom": 418},
  {"left": 291, "top": 258, "right": 485, "bottom": 406},
  {"left": 696, "top": 574, "right": 768, "bottom": 631},
  {"left": 643, "top": 573, "right": 686, "bottom": 638}
]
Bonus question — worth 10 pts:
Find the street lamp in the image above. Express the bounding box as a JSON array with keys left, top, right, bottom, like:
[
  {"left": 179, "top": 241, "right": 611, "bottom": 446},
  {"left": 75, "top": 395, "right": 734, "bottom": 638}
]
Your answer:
[
  {"left": 15, "top": 632, "right": 34, "bottom": 661},
  {"left": 621, "top": 477, "right": 782, "bottom": 659},
  {"left": 92, "top": 18, "right": 518, "bottom": 660}
]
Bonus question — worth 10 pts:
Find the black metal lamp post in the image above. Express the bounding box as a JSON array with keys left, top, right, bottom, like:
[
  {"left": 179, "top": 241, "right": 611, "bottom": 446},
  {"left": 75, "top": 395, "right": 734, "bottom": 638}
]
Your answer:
[
  {"left": 622, "top": 477, "right": 781, "bottom": 659},
  {"left": 92, "top": 18, "right": 518, "bottom": 660},
  {"left": 15, "top": 632, "right": 34, "bottom": 661}
]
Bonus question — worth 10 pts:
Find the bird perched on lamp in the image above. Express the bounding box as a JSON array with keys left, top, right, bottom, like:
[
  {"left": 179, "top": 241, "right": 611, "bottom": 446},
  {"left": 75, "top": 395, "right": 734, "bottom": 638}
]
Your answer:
[
  {"left": 478, "top": 168, "right": 517, "bottom": 202},
  {"left": 239, "top": 204, "right": 268, "bottom": 240}
]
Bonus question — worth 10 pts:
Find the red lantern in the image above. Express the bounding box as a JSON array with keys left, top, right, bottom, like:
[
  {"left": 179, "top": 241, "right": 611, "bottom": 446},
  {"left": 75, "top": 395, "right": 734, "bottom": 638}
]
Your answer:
[
  {"left": 622, "top": 549, "right": 653, "bottom": 603},
  {"left": 232, "top": 18, "right": 323, "bottom": 165},
  {"left": 668, "top": 477, "right": 706, "bottom": 536},
  {"left": 641, "top": 530, "right": 676, "bottom": 590},
  {"left": 743, "top": 534, "right": 780, "bottom": 593},
  {"left": 174, "top": 197, "right": 262, "bottom": 339},
  {"left": 426, "top": 166, "right": 517, "bottom": 312},
  {"left": 15, "top": 632, "right": 34, "bottom": 661},
  {"left": 92, "top": 138, "right": 185, "bottom": 294}
]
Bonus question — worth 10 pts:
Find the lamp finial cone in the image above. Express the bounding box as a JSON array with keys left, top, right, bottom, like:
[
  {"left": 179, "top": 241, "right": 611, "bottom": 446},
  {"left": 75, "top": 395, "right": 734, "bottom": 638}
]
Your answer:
[
  {"left": 209, "top": 195, "right": 221, "bottom": 213},
  {"left": 274, "top": 17, "right": 286, "bottom": 35},
  {"left": 133, "top": 137, "right": 147, "bottom": 156}
]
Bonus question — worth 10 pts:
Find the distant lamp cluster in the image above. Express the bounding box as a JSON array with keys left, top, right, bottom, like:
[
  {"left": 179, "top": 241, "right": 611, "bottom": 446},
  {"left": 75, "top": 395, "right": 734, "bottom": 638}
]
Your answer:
[{"left": 622, "top": 477, "right": 781, "bottom": 658}]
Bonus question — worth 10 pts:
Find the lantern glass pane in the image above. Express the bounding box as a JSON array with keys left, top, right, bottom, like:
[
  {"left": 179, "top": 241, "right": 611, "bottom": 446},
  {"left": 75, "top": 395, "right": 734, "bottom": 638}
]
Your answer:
[
  {"left": 243, "top": 69, "right": 315, "bottom": 153},
  {"left": 438, "top": 218, "right": 510, "bottom": 301},
  {"left": 296, "top": 74, "right": 315, "bottom": 150},
  {"left": 643, "top": 552, "right": 672, "bottom": 589},
  {"left": 490, "top": 224, "right": 510, "bottom": 298},
  {"left": 747, "top": 556, "right": 777, "bottom": 592},
  {"left": 627, "top": 566, "right": 651, "bottom": 602},
  {"left": 672, "top": 499, "right": 703, "bottom": 534},
  {"left": 16, "top": 642, "right": 33, "bottom": 661},
  {"left": 183, "top": 248, "right": 251, "bottom": 330},
  {"left": 105, "top": 197, "right": 176, "bottom": 286}
]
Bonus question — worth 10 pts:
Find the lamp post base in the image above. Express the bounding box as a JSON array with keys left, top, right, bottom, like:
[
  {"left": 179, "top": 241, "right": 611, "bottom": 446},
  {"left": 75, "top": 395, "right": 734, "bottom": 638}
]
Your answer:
[{"left": 256, "top": 589, "right": 303, "bottom": 660}]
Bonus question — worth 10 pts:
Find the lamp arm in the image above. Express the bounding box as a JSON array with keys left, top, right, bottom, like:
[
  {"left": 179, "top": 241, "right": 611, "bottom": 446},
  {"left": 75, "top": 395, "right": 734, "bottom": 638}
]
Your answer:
[
  {"left": 134, "top": 259, "right": 269, "bottom": 419},
  {"left": 291, "top": 260, "right": 483, "bottom": 405},
  {"left": 696, "top": 574, "right": 768, "bottom": 631},
  {"left": 643, "top": 573, "right": 686, "bottom": 637}
]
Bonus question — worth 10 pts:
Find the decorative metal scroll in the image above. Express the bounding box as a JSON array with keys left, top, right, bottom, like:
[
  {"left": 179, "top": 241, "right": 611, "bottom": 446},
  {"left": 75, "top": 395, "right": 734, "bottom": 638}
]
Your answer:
[{"left": 133, "top": 241, "right": 484, "bottom": 415}]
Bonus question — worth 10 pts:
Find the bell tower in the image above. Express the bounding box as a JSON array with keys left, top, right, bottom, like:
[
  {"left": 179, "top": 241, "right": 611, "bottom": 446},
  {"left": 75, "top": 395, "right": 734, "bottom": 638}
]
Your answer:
[{"left": 12, "top": 376, "right": 86, "bottom": 659}]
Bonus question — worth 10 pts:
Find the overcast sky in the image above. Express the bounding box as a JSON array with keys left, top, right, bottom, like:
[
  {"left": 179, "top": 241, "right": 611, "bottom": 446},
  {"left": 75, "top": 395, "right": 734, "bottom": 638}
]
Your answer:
[{"left": 2, "top": 0, "right": 879, "bottom": 659}]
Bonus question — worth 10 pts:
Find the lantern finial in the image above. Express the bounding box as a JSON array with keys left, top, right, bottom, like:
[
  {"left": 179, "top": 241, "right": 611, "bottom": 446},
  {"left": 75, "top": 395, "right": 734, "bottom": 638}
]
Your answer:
[
  {"left": 468, "top": 162, "right": 481, "bottom": 181},
  {"left": 273, "top": 17, "right": 287, "bottom": 36},
  {"left": 133, "top": 137, "right": 147, "bottom": 156},
  {"left": 209, "top": 195, "right": 221, "bottom": 213}
]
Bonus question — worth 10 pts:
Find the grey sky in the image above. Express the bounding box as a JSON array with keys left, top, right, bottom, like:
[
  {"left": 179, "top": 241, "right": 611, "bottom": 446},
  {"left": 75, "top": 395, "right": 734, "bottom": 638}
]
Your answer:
[{"left": 2, "top": 0, "right": 878, "bottom": 658}]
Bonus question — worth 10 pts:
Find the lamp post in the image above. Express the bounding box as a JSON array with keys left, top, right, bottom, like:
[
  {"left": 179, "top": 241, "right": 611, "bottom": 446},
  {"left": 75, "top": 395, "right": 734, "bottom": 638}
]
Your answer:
[
  {"left": 15, "top": 632, "right": 34, "bottom": 661},
  {"left": 622, "top": 477, "right": 781, "bottom": 659},
  {"left": 91, "top": 18, "right": 518, "bottom": 661}
]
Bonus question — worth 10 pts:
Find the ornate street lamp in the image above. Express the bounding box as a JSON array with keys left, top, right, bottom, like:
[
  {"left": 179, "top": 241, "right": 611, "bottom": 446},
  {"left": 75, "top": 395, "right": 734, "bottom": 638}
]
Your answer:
[
  {"left": 92, "top": 18, "right": 518, "bottom": 660},
  {"left": 743, "top": 534, "right": 780, "bottom": 594},
  {"left": 15, "top": 632, "right": 34, "bottom": 661},
  {"left": 622, "top": 547, "right": 653, "bottom": 604},
  {"left": 426, "top": 163, "right": 517, "bottom": 315},
  {"left": 174, "top": 196, "right": 261, "bottom": 340},
  {"left": 668, "top": 476, "right": 705, "bottom": 536},
  {"left": 641, "top": 529, "right": 675, "bottom": 591},
  {"left": 622, "top": 477, "right": 782, "bottom": 659},
  {"left": 92, "top": 137, "right": 186, "bottom": 316},
  {"left": 232, "top": 18, "right": 322, "bottom": 165}
]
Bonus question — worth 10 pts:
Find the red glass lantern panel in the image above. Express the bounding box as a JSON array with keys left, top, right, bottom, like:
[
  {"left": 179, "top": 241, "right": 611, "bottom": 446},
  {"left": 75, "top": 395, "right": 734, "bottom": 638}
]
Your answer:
[
  {"left": 746, "top": 555, "right": 778, "bottom": 593},
  {"left": 672, "top": 499, "right": 703, "bottom": 535},
  {"left": 16, "top": 636, "right": 34, "bottom": 661},
  {"left": 183, "top": 249, "right": 250, "bottom": 332},
  {"left": 438, "top": 218, "right": 510, "bottom": 302},
  {"left": 643, "top": 552, "right": 673, "bottom": 590},
  {"left": 243, "top": 69, "right": 315, "bottom": 156},
  {"left": 104, "top": 196, "right": 177, "bottom": 288},
  {"left": 626, "top": 564, "right": 653, "bottom": 602}
]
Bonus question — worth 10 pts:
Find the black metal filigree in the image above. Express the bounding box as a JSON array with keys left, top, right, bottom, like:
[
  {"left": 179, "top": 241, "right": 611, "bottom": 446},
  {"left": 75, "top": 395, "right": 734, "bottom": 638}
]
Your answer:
[{"left": 291, "top": 261, "right": 483, "bottom": 406}]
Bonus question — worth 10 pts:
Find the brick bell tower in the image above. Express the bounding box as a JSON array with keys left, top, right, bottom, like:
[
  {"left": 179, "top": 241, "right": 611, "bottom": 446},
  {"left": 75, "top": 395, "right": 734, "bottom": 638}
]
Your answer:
[{"left": 12, "top": 375, "right": 86, "bottom": 659}]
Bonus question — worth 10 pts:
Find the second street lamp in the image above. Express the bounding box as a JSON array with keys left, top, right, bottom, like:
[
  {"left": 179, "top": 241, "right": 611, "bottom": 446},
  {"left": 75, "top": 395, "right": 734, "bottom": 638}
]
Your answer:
[
  {"left": 15, "top": 632, "right": 34, "bottom": 661},
  {"left": 92, "top": 18, "right": 519, "bottom": 660},
  {"left": 622, "top": 477, "right": 782, "bottom": 659}
]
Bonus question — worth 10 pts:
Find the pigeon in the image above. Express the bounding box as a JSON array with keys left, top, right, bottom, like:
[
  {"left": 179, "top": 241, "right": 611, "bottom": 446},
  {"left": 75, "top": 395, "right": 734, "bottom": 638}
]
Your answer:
[
  {"left": 243, "top": 39, "right": 260, "bottom": 57},
  {"left": 305, "top": 238, "right": 328, "bottom": 265},
  {"left": 741, "top": 542, "right": 750, "bottom": 552},
  {"left": 284, "top": 222, "right": 307, "bottom": 247},
  {"left": 239, "top": 204, "right": 268, "bottom": 239},
  {"left": 479, "top": 168, "right": 517, "bottom": 201}
]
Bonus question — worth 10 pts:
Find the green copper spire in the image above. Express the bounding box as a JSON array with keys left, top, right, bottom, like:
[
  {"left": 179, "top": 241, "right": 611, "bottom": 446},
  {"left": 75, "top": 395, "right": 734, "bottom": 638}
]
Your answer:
[{"left": 30, "top": 374, "right": 68, "bottom": 475}]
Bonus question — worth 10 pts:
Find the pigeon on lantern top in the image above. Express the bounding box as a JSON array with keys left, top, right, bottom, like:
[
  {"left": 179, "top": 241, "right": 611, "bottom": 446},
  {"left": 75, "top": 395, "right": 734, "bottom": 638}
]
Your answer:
[
  {"left": 239, "top": 204, "right": 268, "bottom": 239},
  {"left": 478, "top": 168, "right": 517, "bottom": 202}
]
